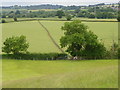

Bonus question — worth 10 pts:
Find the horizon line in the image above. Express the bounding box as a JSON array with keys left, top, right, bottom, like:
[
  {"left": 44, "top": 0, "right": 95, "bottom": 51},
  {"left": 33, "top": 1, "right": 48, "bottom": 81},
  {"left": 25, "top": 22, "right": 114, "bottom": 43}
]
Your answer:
[{"left": 1, "top": 2, "right": 119, "bottom": 7}]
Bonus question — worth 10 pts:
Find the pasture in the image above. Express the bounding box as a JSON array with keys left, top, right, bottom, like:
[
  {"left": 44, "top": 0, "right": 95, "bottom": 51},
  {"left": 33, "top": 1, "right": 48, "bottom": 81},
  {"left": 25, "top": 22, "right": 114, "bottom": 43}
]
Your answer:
[
  {"left": 2, "top": 20, "right": 118, "bottom": 53},
  {"left": 2, "top": 59, "right": 118, "bottom": 88},
  {"left": 2, "top": 19, "right": 118, "bottom": 88}
]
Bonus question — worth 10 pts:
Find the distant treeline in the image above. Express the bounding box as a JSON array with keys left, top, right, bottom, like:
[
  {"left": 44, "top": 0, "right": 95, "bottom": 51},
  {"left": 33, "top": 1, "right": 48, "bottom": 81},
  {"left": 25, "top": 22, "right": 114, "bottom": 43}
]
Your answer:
[
  {"left": 1, "top": 3, "right": 118, "bottom": 10},
  {"left": 1, "top": 3, "right": 118, "bottom": 19}
]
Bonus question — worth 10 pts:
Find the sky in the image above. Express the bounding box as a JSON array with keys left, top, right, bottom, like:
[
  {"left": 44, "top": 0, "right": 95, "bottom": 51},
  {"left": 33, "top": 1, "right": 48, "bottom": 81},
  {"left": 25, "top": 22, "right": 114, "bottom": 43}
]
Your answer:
[{"left": 1, "top": 0, "right": 119, "bottom": 6}]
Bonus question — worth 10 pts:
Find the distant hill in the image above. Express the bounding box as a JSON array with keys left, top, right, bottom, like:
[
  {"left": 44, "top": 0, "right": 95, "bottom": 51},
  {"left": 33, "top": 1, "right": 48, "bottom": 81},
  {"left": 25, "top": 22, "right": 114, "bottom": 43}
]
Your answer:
[
  {"left": 2, "top": 4, "right": 64, "bottom": 10},
  {"left": 1, "top": 3, "right": 118, "bottom": 10}
]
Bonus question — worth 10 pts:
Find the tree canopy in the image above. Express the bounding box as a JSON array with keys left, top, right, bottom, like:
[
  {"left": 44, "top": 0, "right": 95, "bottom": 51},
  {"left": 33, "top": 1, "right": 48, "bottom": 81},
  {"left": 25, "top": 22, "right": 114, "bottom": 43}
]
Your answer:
[
  {"left": 60, "top": 20, "right": 106, "bottom": 59},
  {"left": 56, "top": 10, "right": 65, "bottom": 18},
  {"left": 2, "top": 35, "right": 29, "bottom": 54}
]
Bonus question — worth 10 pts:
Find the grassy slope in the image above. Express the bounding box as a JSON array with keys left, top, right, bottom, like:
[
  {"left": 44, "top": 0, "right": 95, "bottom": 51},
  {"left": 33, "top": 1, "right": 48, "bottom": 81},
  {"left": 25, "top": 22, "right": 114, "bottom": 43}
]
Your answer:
[
  {"left": 2, "top": 60, "right": 118, "bottom": 88},
  {"left": 2, "top": 21, "right": 118, "bottom": 53},
  {"left": 41, "top": 21, "right": 118, "bottom": 48},
  {"left": 2, "top": 21, "right": 61, "bottom": 53}
]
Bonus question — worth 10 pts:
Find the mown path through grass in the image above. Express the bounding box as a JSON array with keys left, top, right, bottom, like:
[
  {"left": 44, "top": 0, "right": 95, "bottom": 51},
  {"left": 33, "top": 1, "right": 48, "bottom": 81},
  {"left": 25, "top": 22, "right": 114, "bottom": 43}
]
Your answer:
[{"left": 37, "top": 20, "right": 65, "bottom": 53}]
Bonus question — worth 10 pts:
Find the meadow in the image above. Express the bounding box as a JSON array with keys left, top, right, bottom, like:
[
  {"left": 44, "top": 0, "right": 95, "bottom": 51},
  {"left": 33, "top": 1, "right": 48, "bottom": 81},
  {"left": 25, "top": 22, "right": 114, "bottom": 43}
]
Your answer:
[
  {"left": 2, "top": 19, "right": 118, "bottom": 88},
  {"left": 2, "top": 20, "right": 118, "bottom": 53},
  {"left": 2, "top": 59, "right": 118, "bottom": 88}
]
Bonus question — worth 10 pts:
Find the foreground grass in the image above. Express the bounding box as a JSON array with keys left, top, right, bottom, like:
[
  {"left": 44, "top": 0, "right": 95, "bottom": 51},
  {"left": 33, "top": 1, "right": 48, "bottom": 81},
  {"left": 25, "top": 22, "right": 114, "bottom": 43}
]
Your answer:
[{"left": 2, "top": 59, "right": 118, "bottom": 88}]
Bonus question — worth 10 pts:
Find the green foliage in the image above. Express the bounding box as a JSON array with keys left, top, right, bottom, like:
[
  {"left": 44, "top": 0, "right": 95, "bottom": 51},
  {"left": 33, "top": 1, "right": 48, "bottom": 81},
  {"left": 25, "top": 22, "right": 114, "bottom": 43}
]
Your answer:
[
  {"left": 2, "top": 53, "right": 67, "bottom": 60},
  {"left": 118, "top": 48, "right": 120, "bottom": 59},
  {"left": 15, "top": 10, "right": 20, "bottom": 15},
  {"left": 13, "top": 17, "right": 17, "bottom": 21},
  {"left": 74, "top": 9, "right": 80, "bottom": 13},
  {"left": 2, "top": 19, "right": 6, "bottom": 23},
  {"left": 66, "top": 14, "right": 72, "bottom": 21},
  {"left": 106, "top": 43, "right": 119, "bottom": 59},
  {"left": 2, "top": 35, "right": 29, "bottom": 54},
  {"left": 9, "top": 11, "right": 14, "bottom": 14},
  {"left": 56, "top": 10, "right": 64, "bottom": 18},
  {"left": 2, "top": 15, "right": 6, "bottom": 18},
  {"left": 117, "top": 14, "right": 120, "bottom": 22},
  {"left": 117, "top": 17, "right": 120, "bottom": 22},
  {"left": 88, "top": 14, "right": 95, "bottom": 18},
  {"left": 60, "top": 20, "right": 106, "bottom": 59},
  {"left": 96, "top": 12, "right": 115, "bottom": 19}
]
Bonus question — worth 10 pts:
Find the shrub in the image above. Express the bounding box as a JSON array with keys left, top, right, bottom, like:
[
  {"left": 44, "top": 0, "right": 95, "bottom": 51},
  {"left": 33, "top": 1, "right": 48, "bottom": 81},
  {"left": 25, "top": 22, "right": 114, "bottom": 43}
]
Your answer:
[
  {"left": 2, "top": 19, "right": 6, "bottom": 23},
  {"left": 13, "top": 17, "right": 18, "bottom": 21},
  {"left": 2, "top": 53, "right": 68, "bottom": 60},
  {"left": 118, "top": 48, "right": 120, "bottom": 59},
  {"left": 66, "top": 15, "right": 72, "bottom": 21}
]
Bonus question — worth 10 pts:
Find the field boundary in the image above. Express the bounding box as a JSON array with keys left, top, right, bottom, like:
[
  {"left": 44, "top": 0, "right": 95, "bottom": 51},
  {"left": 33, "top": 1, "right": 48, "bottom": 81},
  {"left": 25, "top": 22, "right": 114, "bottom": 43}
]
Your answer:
[
  {"left": 37, "top": 20, "right": 65, "bottom": 53},
  {"left": 1, "top": 18, "right": 118, "bottom": 24}
]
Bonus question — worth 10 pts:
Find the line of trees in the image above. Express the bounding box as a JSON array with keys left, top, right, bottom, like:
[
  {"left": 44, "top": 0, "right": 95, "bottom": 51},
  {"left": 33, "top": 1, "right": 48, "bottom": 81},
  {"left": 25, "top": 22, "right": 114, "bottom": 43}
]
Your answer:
[{"left": 1, "top": 4, "right": 118, "bottom": 20}]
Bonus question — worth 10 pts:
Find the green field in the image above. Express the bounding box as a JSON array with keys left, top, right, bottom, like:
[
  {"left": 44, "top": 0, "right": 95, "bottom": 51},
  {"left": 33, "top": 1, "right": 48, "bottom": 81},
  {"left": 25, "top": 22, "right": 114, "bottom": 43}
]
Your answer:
[
  {"left": 2, "top": 19, "right": 118, "bottom": 88},
  {"left": 2, "top": 20, "right": 118, "bottom": 53},
  {"left": 2, "top": 60, "right": 118, "bottom": 88}
]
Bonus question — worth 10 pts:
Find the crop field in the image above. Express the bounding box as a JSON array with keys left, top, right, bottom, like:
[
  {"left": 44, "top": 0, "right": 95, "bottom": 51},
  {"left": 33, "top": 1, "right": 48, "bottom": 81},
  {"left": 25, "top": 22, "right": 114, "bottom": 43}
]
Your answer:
[
  {"left": 2, "top": 59, "right": 118, "bottom": 88},
  {"left": 2, "top": 20, "right": 118, "bottom": 53}
]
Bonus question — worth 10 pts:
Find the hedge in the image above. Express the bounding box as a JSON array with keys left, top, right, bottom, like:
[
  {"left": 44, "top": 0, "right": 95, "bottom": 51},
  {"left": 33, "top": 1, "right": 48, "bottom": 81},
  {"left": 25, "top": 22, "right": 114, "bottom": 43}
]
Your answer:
[{"left": 2, "top": 53, "right": 68, "bottom": 60}]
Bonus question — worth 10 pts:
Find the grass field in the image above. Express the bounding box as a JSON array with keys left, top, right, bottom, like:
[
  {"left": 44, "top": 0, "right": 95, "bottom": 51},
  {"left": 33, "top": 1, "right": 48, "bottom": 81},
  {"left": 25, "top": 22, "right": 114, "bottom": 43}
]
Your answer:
[
  {"left": 2, "top": 19, "right": 118, "bottom": 88},
  {"left": 2, "top": 20, "right": 118, "bottom": 53},
  {"left": 2, "top": 59, "right": 118, "bottom": 88}
]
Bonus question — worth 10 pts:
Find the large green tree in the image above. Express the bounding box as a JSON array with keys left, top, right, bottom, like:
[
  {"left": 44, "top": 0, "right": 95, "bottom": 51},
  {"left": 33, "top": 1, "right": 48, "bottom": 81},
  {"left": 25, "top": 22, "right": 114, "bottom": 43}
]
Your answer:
[
  {"left": 2, "top": 35, "right": 29, "bottom": 54},
  {"left": 60, "top": 20, "right": 106, "bottom": 59}
]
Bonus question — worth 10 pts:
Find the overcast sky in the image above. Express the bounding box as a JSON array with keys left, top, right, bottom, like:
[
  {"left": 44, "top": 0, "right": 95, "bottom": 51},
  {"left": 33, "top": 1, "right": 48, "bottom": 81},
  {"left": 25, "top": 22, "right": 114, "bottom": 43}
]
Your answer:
[{"left": 1, "top": 0, "right": 119, "bottom": 6}]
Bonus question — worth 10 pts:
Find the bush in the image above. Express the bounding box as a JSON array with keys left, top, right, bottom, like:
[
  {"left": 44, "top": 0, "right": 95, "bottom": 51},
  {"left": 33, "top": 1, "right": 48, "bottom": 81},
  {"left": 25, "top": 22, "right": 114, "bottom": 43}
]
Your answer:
[
  {"left": 117, "top": 16, "right": 120, "bottom": 22},
  {"left": 2, "top": 15, "right": 6, "bottom": 18},
  {"left": 2, "top": 53, "right": 68, "bottom": 60},
  {"left": 88, "top": 14, "right": 95, "bottom": 18},
  {"left": 105, "top": 43, "right": 119, "bottom": 59},
  {"left": 66, "top": 15, "right": 72, "bottom": 21},
  {"left": 2, "top": 19, "right": 6, "bottom": 23},
  {"left": 118, "top": 48, "right": 120, "bottom": 59},
  {"left": 14, "top": 17, "right": 18, "bottom": 21}
]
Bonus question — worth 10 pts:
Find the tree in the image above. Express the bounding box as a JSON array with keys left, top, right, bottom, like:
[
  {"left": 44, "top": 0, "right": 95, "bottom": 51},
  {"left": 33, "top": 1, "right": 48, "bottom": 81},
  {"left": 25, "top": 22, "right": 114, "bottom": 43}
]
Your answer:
[
  {"left": 2, "top": 19, "right": 6, "bottom": 23},
  {"left": 117, "top": 15, "right": 120, "bottom": 22},
  {"left": 2, "top": 35, "right": 29, "bottom": 54},
  {"left": 15, "top": 10, "right": 20, "bottom": 15},
  {"left": 118, "top": 48, "right": 120, "bottom": 59},
  {"left": 117, "top": 11, "right": 120, "bottom": 22},
  {"left": 13, "top": 17, "right": 18, "bottom": 21},
  {"left": 2, "top": 15, "right": 6, "bottom": 18},
  {"left": 74, "top": 9, "right": 80, "bottom": 13},
  {"left": 9, "top": 11, "right": 14, "bottom": 14},
  {"left": 56, "top": 10, "right": 64, "bottom": 18},
  {"left": 88, "top": 14, "right": 95, "bottom": 18},
  {"left": 60, "top": 20, "right": 106, "bottom": 59},
  {"left": 66, "top": 14, "right": 72, "bottom": 21}
]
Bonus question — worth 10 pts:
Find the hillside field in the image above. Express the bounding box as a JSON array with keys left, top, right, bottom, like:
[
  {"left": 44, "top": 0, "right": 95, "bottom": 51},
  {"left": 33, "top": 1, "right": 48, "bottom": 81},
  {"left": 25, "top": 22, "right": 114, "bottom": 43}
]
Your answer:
[
  {"left": 2, "top": 59, "right": 118, "bottom": 88},
  {"left": 2, "top": 19, "right": 118, "bottom": 88},
  {"left": 2, "top": 21, "right": 118, "bottom": 53}
]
